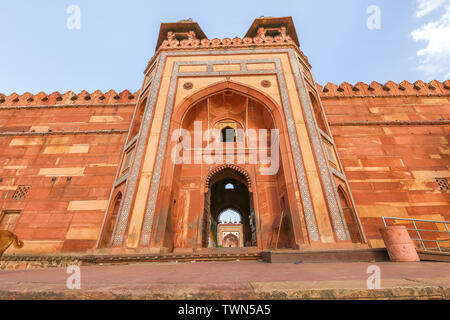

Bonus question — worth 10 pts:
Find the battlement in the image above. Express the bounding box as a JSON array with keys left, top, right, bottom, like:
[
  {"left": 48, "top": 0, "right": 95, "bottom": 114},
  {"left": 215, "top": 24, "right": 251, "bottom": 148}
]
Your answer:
[
  {"left": 0, "top": 89, "right": 139, "bottom": 107},
  {"left": 2, "top": 79, "right": 448, "bottom": 108},
  {"left": 317, "top": 80, "right": 450, "bottom": 98}
]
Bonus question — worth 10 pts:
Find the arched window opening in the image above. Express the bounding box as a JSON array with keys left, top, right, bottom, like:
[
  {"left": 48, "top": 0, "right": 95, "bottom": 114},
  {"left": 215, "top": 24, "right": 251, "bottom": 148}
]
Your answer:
[
  {"left": 224, "top": 183, "right": 234, "bottom": 190},
  {"left": 309, "top": 93, "right": 328, "bottom": 134},
  {"left": 221, "top": 126, "right": 236, "bottom": 142}
]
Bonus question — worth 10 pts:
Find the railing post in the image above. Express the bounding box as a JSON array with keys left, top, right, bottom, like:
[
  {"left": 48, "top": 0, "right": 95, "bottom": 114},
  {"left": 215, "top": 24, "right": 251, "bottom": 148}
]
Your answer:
[
  {"left": 412, "top": 220, "right": 426, "bottom": 250},
  {"left": 436, "top": 241, "right": 442, "bottom": 252}
]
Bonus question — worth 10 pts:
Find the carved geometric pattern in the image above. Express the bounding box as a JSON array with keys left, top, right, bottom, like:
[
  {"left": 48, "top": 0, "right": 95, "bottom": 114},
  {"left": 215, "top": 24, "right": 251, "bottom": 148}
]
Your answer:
[
  {"left": 139, "top": 61, "right": 182, "bottom": 246},
  {"left": 12, "top": 185, "right": 30, "bottom": 200},
  {"left": 271, "top": 59, "right": 319, "bottom": 242},
  {"left": 290, "top": 51, "right": 350, "bottom": 241},
  {"left": 436, "top": 178, "right": 450, "bottom": 192},
  {"left": 111, "top": 55, "right": 163, "bottom": 246}
]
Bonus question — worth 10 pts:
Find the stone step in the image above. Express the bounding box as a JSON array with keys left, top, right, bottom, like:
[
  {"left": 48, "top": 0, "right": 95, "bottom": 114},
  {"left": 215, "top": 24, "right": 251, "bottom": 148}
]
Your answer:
[
  {"left": 417, "top": 250, "right": 450, "bottom": 262},
  {"left": 261, "top": 248, "right": 389, "bottom": 263}
]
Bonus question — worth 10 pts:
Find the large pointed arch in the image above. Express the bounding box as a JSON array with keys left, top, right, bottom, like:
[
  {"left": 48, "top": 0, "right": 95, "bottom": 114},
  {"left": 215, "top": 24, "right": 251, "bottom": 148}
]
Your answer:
[{"left": 148, "top": 79, "right": 307, "bottom": 250}]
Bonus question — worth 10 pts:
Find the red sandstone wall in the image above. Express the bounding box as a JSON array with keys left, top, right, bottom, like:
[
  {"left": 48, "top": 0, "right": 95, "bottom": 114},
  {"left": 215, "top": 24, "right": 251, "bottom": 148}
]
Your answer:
[
  {"left": 321, "top": 82, "right": 450, "bottom": 248},
  {"left": 1, "top": 81, "right": 449, "bottom": 253},
  {"left": 0, "top": 90, "right": 137, "bottom": 253}
]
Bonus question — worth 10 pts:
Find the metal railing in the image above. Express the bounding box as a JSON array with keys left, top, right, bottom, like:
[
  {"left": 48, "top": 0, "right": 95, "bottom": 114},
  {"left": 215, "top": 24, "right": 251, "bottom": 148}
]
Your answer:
[{"left": 382, "top": 216, "right": 450, "bottom": 252}]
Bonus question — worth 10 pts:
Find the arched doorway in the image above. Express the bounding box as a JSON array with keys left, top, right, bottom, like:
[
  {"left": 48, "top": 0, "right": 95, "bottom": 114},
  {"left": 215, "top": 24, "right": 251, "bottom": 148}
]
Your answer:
[
  {"left": 217, "top": 208, "right": 244, "bottom": 248},
  {"left": 202, "top": 166, "right": 256, "bottom": 248},
  {"left": 223, "top": 233, "right": 240, "bottom": 248}
]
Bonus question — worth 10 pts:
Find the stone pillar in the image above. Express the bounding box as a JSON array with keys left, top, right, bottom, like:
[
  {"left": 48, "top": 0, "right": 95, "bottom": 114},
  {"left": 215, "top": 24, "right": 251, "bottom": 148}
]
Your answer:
[{"left": 379, "top": 225, "right": 420, "bottom": 262}]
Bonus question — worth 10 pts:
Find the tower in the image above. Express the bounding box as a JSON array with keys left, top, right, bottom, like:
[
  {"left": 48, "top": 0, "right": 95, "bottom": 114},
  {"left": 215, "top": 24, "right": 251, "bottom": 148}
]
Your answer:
[{"left": 97, "top": 17, "right": 366, "bottom": 253}]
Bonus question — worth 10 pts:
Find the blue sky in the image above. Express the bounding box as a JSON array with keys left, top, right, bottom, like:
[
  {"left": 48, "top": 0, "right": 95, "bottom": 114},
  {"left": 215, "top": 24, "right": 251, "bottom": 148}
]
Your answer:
[{"left": 0, "top": 0, "right": 449, "bottom": 95}]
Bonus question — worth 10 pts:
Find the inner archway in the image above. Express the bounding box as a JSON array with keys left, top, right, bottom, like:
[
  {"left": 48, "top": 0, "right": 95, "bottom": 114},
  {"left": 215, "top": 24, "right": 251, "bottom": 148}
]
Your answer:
[{"left": 203, "top": 167, "right": 256, "bottom": 248}]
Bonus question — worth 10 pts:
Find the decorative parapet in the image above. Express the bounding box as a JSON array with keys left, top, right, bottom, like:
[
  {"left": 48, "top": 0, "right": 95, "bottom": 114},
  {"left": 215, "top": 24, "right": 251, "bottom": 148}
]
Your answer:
[
  {"left": 0, "top": 129, "right": 128, "bottom": 136},
  {"left": 0, "top": 89, "right": 139, "bottom": 107},
  {"left": 160, "top": 33, "right": 294, "bottom": 49},
  {"left": 317, "top": 80, "right": 450, "bottom": 98},
  {"left": 2, "top": 80, "right": 447, "bottom": 109},
  {"left": 330, "top": 120, "right": 450, "bottom": 127},
  {"left": 158, "top": 33, "right": 310, "bottom": 65},
  {"left": 157, "top": 33, "right": 309, "bottom": 65}
]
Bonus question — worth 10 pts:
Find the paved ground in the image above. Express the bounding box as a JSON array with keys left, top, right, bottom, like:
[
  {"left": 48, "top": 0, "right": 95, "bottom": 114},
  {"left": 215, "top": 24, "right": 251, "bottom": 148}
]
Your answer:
[{"left": 1, "top": 261, "right": 449, "bottom": 299}]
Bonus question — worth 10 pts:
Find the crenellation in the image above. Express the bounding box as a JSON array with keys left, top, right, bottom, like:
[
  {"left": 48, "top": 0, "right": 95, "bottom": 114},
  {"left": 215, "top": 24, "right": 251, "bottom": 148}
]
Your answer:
[{"left": 317, "top": 80, "right": 450, "bottom": 98}]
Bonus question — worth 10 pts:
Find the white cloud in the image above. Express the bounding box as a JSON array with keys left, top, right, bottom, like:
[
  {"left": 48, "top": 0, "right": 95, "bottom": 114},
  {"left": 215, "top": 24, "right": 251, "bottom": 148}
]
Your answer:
[
  {"left": 415, "top": 0, "right": 445, "bottom": 18},
  {"left": 411, "top": 0, "right": 450, "bottom": 80}
]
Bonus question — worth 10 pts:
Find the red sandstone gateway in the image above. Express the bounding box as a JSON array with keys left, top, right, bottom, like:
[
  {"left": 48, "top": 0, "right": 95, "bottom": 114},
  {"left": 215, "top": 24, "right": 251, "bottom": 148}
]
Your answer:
[{"left": 0, "top": 17, "right": 449, "bottom": 258}]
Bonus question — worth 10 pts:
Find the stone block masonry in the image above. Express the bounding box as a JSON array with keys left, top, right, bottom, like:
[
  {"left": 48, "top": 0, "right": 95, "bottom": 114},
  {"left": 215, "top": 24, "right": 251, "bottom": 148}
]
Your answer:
[
  {"left": 0, "top": 90, "right": 138, "bottom": 253},
  {"left": 322, "top": 82, "right": 450, "bottom": 249},
  {"left": 0, "top": 82, "right": 447, "bottom": 254}
]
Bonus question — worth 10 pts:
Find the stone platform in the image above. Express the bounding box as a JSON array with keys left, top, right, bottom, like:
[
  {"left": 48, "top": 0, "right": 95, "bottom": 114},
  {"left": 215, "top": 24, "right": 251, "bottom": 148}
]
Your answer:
[
  {"left": 1, "top": 249, "right": 262, "bottom": 270},
  {"left": 0, "top": 261, "right": 449, "bottom": 300},
  {"left": 2, "top": 247, "right": 389, "bottom": 269},
  {"left": 3, "top": 247, "right": 449, "bottom": 271}
]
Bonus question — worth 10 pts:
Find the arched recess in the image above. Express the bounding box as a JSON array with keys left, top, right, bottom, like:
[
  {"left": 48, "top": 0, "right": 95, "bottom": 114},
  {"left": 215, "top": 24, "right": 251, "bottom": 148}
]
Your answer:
[
  {"left": 337, "top": 186, "right": 360, "bottom": 243},
  {"left": 100, "top": 192, "right": 122, "bottom": 248},
  {"left": 129, "top": 98, "right": 147, "bottom": 139},
  {"left": 150, "top": 80, "right": 306, "bottom": 251},
  {"left": 308, "top": 92, "right": 328, "bottom": 134}
]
